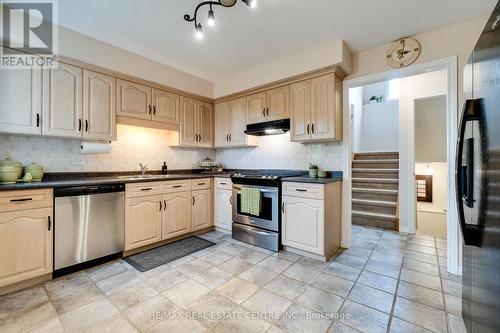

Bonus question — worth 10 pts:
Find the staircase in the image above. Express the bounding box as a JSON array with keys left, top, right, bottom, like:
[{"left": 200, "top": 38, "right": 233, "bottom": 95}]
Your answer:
[{"left": 352, "top": 152, "right": 399, "bottom": 230}]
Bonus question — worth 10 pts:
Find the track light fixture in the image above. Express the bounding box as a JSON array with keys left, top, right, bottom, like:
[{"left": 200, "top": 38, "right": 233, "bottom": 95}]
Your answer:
[{"left": 184, "top": 0, "right": 257, "bottom": 39}]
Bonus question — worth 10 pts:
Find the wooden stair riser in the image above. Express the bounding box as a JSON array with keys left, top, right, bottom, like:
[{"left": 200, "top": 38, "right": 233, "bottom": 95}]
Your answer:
[
  {"left": 352, "top": 203, "right": 397, "bottom": 215},
  {"left": 352, "top": 215, "right": 396, "bottom": 230},
  {"left": 352, "top": 171, "right": 399, "bottom": 179},
  {"left": 352, "top": 161, "right": 399, "bottom": 169},
  {"left": 352, "top": 191, "right": 398, "bottom": 202},
  {"left": 354, "top": 153, "right": 399, "bottom": 160},
  {"left": 352, "top": 181, "right": 399, "bottom": 190}
]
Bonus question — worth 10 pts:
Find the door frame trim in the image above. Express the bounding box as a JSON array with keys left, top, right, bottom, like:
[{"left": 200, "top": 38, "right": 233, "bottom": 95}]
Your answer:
[{"left": 342, "top": 56, "right": 460, "bottom": 275}]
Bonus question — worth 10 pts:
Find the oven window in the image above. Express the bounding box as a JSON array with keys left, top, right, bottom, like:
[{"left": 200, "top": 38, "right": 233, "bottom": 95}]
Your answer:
[{"left": 236, "top": 193, "right": 273, "bottom": 221}]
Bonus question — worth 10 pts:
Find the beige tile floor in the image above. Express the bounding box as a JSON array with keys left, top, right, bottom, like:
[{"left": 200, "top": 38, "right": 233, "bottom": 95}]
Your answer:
[{"left": 0, "top": 226, "right": 466, "bottom": 333}]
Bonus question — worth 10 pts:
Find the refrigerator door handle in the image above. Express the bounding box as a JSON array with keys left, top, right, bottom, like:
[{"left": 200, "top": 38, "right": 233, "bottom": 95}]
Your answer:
[{"left": 455, "top": 98, "right": 484, "bottom": 247}]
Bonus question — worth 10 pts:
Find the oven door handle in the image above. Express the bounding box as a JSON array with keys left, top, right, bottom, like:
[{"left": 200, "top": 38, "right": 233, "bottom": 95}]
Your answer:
[{"left": 232, "top": 186, "right": 277, "bottom": 193}]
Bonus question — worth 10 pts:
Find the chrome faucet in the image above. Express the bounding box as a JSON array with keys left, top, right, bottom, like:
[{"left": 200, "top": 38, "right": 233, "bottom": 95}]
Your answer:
[{"left": 139, "top": 163, "right": 149, "bottom": 176}]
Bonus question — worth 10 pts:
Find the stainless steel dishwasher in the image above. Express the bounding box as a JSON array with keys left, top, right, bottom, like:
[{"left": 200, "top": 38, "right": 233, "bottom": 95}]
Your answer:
[{"left": 54, "top": 183, "right": 125, "bottom": 276}]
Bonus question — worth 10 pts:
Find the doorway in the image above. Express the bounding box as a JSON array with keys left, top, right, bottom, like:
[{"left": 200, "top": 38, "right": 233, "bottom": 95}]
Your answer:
[
  {"left": 414, "top": 95, "right": 448, "bottom": 239},
  {"left": 341, "top": 57, "right": 460, "bottom": 274}
]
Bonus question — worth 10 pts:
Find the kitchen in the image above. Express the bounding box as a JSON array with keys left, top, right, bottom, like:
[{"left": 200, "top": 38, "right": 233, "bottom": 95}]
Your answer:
[{"left": 0, "top": 1, "right": 499, "bottom": 333}]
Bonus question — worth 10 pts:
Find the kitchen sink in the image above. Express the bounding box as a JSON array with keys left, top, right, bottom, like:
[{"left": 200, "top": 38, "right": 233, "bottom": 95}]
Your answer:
[{"left": 116, "top": 174, "right": 176, "bottom": 180}]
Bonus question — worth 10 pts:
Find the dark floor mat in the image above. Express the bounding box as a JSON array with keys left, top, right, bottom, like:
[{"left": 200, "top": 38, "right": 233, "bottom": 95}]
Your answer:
[{"left": 123, "top": 236, "right": 215, "bottom": 272}]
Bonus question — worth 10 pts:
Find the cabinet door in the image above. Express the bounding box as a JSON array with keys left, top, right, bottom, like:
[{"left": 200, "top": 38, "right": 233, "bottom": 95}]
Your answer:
[
  {"left": 153, "top": 89, "right": 179, "bottom": 125},
  {"left": 215, "top": 189, "right": 232, "bottom": 232},
  {"left": 162, "top": 191, "right": 192, "bottom": 240},
  {"left": 125, "top": 195, "right": 162, "bottom": 251},
  {"left": 0, "top": 208, "right": 52, "bottom": 287},
  {"left": 290, "top": 80, "right": 311, "bottom": 141},
  {"left": 282, "top": 196, "right": 324, "bottom": 255},
  {"left": 192, "top": 189, "right": 212, "bottom": 231},
  {"left": 83, "top": 70, "right": 116, "bottom": 141},
  {"left": 311, "top": 74, "right": 336, "bottom": 141},
  {"left": 215, "top": 102, "right": 230, "bottom": 148},
  {"left": 246, "top": 92, "right": 267, "bottom": 124},
  {"left": 266, "top": 85, "right": 290, "bottom": 121},
  {"left": 43, "top": 63, "right": 83, "bottom": 138},
  {"left": 179, "top": 96, "right": 197, "bottom": 146},
  {"left": 229, "top": 97, "right": 248, "bottom": 146},
  {"left": 0, "top": 63, "right": 42, "bottom": 135},
  {"left": 197, "top": 101, "right": 213, "bottom": 148},
  {"left": 117, "top": 79, "right": 152, "bottom": 120}
]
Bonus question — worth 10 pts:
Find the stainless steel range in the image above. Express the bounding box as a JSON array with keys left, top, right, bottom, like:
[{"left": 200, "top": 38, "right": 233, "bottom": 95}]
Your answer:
[{"left": 231, "top": 171, "right": 301, "bottom": 252}]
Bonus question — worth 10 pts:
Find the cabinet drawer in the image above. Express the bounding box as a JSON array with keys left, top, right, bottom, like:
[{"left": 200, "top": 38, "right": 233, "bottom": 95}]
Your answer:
[
  {"left": 126, "top": 182, "right": 163, "bottom": 198},
  {"left": 191, "top": 178, "right": 211, "bottom": 191},
  {"left": 0, "top": 189, "right": 53, "bottom": 212},
  {"left": 282, "top": 182, "right": 324, "bottom": 200},
  {"left": 215, "top": 178, "right": 232, "bottom": 190},
  {"left": 162, "top": 180, "right": 191, "bottom": 193}
]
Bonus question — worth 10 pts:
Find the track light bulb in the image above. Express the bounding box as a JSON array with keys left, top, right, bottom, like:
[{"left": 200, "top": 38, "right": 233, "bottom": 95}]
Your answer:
[
  {"left": 195, "top": 24, "right": 203, "bottom": 39},
  {"left": 207, "top": 9, "right": 215, "bottom": 27}
]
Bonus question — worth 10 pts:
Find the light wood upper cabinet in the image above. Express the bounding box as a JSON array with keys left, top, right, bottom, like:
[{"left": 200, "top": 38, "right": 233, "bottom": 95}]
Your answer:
[
  {"left": 0, "top": 207, "right": 53, "bottom": 288},
  {"left": 247, "top": 92, "right": 267, "bottom": 124},
  {"left": 83, "top": 70, "right": 116, "bottom": 141},
  {"left": 246, "top": 87, "right": 290, "bottom": 124},
  {"left": 197, "top": 101, "right": 213, "bottom": 148},
  {"left": 266, "top": 85, "right": 290, "bottom": 121},
  {"left": 290, "top": 73, "right": 343, "bottom": 142},
  {"left": 215, "top": 101, "right": 230, "bottom": 147},
  {"left": 153, "top": 89, "right": 179, "bottom": 125},
  {"left": 192, "top": 189, "right": 212, "bottom": 231},
  {"left": 162, "top": 192, "right": 191, "bottom": 240},
  {"left": 175, "top": 97, "right": 213, "bottom": 148},
  {"left": 125, "top": 195, "right": 162, "bottom": 251},
  {"left": 215, "top": 97, "right": 257, "bottom": 148},
  {"left": 43, "top": 63, "right": 83, "bottom": 138},
  {"left": 0, "top": 58, "right": 43, "bottom": 135},
  {"left": 290, "top": 80, "right": 311, "bottom": 142},
  {"left": 228, "top": 97, "right": 248, "bottom": 146},
  {"left": 179, "top": 96, "right": 198, "bottom": 146},
  {"left": 117, "top": 79, "right": 152, "bottom": 120}
]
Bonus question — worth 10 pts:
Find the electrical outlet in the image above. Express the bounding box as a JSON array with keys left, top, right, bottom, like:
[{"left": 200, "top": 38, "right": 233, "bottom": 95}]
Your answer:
[{"left": 71, "top": 155, "right": 83, "bottom": 166}]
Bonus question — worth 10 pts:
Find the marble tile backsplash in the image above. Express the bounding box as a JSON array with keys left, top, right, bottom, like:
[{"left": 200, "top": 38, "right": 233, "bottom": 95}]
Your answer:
[
  {"left": 0, "top": 127, "right": 344, "bottom": 173},
  {"left": 215, "top": 133, "right": 345, "bottom": 171},
  {"left": 0, "top": 124, "right": 214, "bottom": 172}
]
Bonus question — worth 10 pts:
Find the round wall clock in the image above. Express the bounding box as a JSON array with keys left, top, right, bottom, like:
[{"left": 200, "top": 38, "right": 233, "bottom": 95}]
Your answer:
[{"left": 386, "top": 38, "right": 421, "bottom": 68}]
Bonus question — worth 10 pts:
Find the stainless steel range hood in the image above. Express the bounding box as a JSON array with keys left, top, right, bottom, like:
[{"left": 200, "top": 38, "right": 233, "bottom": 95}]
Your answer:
[{"left": 244, "top": 119, "right": 290, "bottom": 136}]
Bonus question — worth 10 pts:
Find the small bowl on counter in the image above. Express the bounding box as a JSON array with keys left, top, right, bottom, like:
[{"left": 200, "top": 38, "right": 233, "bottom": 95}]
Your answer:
[
  {"left": 318, "top": 170, "right": 328, "bottom": 178},
  {"left": 0, "top": 165, "right": 20, "bottom": 184},
  {"left": 23, "top": 163, "right": 44, "bottom": 182},
  {"left": 0, "top": 157, "right": 22, "bottom": 179}
]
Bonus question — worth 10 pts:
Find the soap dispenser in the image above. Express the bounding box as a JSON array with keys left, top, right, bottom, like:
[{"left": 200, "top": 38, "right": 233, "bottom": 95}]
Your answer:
[{"left": 162, "top": 162, "right": 168, "bottom": 174}]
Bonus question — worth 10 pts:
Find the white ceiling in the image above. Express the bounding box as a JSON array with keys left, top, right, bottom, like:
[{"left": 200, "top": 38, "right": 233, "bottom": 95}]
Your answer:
[{"left": 58, "top": 0, "right": 495, "bottom": 82}]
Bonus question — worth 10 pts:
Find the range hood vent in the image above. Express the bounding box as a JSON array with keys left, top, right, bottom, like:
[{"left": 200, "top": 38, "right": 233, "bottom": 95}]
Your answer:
[{"left": 244, "top": 119, "right": 290, "bottom": 136}]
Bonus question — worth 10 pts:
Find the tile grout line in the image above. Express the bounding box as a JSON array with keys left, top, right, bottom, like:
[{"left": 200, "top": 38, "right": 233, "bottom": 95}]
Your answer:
[{"left": 41, "top": 283, "right": 68, "bottom": 333}]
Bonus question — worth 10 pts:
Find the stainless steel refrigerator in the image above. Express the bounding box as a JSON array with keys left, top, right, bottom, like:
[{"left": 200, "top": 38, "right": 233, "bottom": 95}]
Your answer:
[{"left": 457, "top": 2, "right": 500, "bottom": 332}]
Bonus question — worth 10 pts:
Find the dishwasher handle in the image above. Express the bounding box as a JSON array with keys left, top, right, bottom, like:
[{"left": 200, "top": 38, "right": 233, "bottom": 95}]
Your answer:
[{"left": 54, "top": 184, "right": 125, "bottom": 197}]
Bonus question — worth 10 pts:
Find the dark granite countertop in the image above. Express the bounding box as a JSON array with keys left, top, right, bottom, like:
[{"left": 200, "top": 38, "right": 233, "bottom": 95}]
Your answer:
[
  {"left": 0, "top": 169, "right": 342, "bottom": 190},
  {"left": 283, "top": 171, "right": 343, "bottom": 184},
  {"left": 0, "top": 171, "right": 233, "bottom": 191}
]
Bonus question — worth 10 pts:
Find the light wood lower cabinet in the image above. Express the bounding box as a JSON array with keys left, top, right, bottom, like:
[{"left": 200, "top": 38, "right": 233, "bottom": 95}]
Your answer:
[
  {"left": 282, "top": 196, "right": 324, "bottom": 255},
  {"left": 162, "top": 192, "right": 192, "bottom": 239},
  {"left": 282, "top": 181, "right": 341, "bottom": 260},
  {"left": 192, "top": 189, "right": 212, "bottom": 231},
  {"left": 0, "top": 206, "right": 53, "bottom": 288},
  {"left": 125, "top": 195, "right": 162, "bottom": 251}
]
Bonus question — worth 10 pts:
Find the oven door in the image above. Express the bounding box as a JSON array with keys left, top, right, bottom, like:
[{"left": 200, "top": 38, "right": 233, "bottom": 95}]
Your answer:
[{"left": 232, "top": 184, "right": 279, "bottom": 231}]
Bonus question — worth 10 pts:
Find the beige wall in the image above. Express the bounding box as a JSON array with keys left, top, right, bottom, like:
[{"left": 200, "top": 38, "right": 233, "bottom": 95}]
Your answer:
[
  {"left": 349, "top": 15, "right": 489, "bottom": 105},
  {"left": 214, "top": 40, "right": 352, "bottom": 98},
  {"left": 58, "top": 27, "right": 214, "bottom": 98}
]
